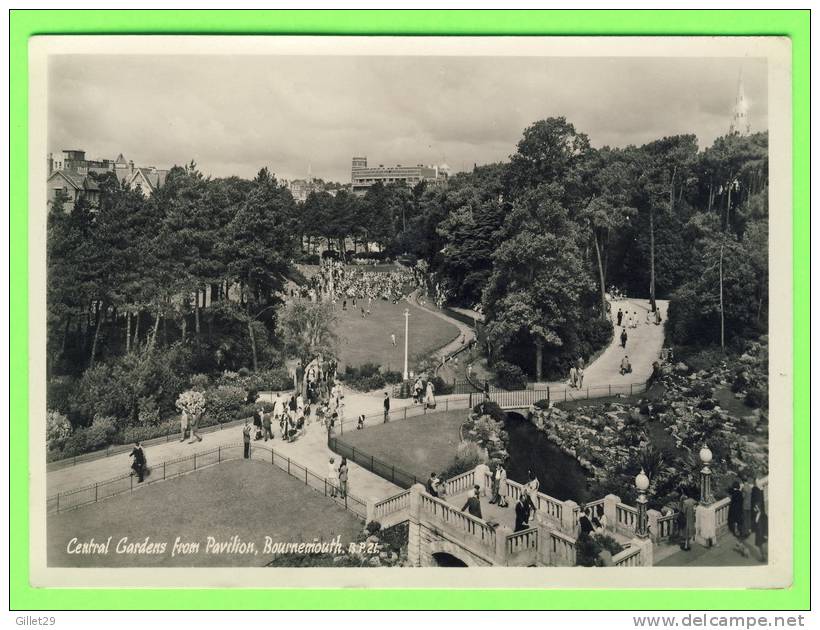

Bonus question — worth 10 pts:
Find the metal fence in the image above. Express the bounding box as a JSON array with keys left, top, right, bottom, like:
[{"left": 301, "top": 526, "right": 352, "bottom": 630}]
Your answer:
[
  {"left": 47, "top": 442, "right": 367, "bottom": 521},
  {"left": 328, "top": 435, "right": 422, "bottom": 490}
]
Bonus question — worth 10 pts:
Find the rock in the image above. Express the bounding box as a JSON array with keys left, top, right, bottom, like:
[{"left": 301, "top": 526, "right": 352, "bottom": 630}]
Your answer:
[
  {"left": 368, "top": 556, "right": 381, "bottom": 567},
  {"left": 366, "top": 535, "right": 380, "bottom": 545},
  {"left": 675, "top": 362, "right": 689, "bottom": 374}
]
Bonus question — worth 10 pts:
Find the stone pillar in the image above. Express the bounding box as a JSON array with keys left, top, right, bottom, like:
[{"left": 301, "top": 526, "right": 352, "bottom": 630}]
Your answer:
[
  {"left": 603, "top": 494, "right": 621, "bottom": 531},
  {"left": 700, "top": 465, "right": 715, "bottom": 506},
  {"left": 366, "top": 497, "right": 378, "bottom": 525},
  {"left": 646, "top": 509, "right": 662, "bottom": 542},
  {"left": 636, "top": 494, "right": 649, "bottom": 538},
  {"left": 406, "top": 483, "right": 425, "bottom": 567},
  {"left": 695, "top": 503, "right": 718, "bottom": 548},
  {"left": 474, "top": 463, "right": 491, "bottom": 497},
  {"left": 630, "top": 536, "right": 654, "bottom": 567},
  {"left": 561, "top": 499, "right": 579, "bottom": 533}
]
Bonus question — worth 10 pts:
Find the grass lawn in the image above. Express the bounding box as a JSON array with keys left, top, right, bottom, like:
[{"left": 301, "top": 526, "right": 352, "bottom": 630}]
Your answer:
[
  {"left": 335, "top": 299, "right": 459, "bottom": 371},
  {"left": 340, "top": 409, "right": 469, "bottom": 482},
  {"left": 48, "top": 459, "right": 362, "bottom": 567}
]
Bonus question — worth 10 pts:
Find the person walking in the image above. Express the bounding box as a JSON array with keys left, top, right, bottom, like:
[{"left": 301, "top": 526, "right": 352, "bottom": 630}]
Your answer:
[
  {"left": 253, "top": 406, "right": 264, "bottom": 441},
  {"left": 741, "top": 475, "right": 753, "bottom": 538},
  {"left": 514, "top": 494, "right": 529, "bottom": 532},
  {"left": 751, "top": 478, "right": 768, "bottom": 562},
  {"left": 616, "top": 308, "right": 623, "bottom": 327},
  {"left": 525, "top": 470, "right": 540, "bottom": 516},
  {"left": 242, "top": 419, "right": 252, "bottom": 459},
  {"left": 489, "top": 464, "right": 501, "bottom": 504},
  {"left": 497, "top": 465, "right": 508, "bottom": 507},
  {"left": 620, "top": 328, "right": 628, "bottom": 348},
  {"left": 179, "top": 410, "right": 189, "bottom": 443},
  {"left": 678, "top": 488, "right": 697, "bottom": 551},
  {"left": 188, "top": 412, "right": 202, "bottom": 444},
  {"left": 569, "top": 365, "right": 578, "bottom": 388},
  {"left": 461, "top": 485, "right": 483, "bottom": 519},
  {"left": 620, "top": 355, "right": 632, "bottom": 375},
  {"left": 425, "top": 380, "right": 436, "bottom": 410},
  {"left": 391, "top": 333, "right": 397, "bottom": 348},
  {"left": 728, "top": 479, "right": 744, "bottom": 538},
  {"left": 262, "top": 408, "right": 273, "bottom": 441},
  {"left": 577, "top": 365, "right": 585, "bottom": 388},
  {"left": 338, "top": 457, "right": 349, "bottom": 499},
  {"left": 327, "top": 457, "right": 339, "bottom": 498},
  {"left": 129, "top": 441, "right": 147, "bottom": 483},
  {"left": 383, "top": 392, "right": 391, "bottom": 422}
]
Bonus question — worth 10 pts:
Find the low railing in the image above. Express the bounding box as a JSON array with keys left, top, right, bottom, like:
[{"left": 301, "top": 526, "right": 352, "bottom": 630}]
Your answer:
[
  {"left": 654, "top": 512, "right": 680, "bottom": 542},
  {"left": 505, "top": 527, "right": 539, "bottom": 565},
  {"left": 48, "top": 442, "right": 368, "bottom": 521},
  {"left": 333, "top": 395, "right": 474, "bottom": 434},
  {"left": 612, "top": 545, "right": 643, "bottom": 567},
  {"left": 328, "top": 435, "right": 420, "bottom": 489},
  {"left": 714, "top": 497, "right": 732, "bottom": 537},
  {"left": 372, "top": 489, "right": 411, "bottom": 522},
  {"left": 419, "top": 492, "right": 497, "bottom": 554},
  {"left": 615, "top": 503, "right": 639, "bottom": 537},
  {"left": 444, "top": 469, "right": 476, "bottom": 496},
  {"left": 548, "top": 530, "right": 577, "bottom": 567}
]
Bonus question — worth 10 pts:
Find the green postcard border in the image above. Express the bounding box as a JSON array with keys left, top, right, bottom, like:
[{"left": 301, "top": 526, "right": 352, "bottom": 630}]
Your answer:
[{"left": 9, "top": 9, "right": 810, "bottom": 611}]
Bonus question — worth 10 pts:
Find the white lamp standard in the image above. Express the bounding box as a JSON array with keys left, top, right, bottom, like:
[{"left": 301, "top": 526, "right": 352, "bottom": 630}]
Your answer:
[
  {"left": 635, "top": 468, "right": 650, "bottom": 538},
  {"left": 403, "top": 308, "right": 410, "bottom": 381},
  {"left": 699, "top": 444, "right": 715, "bottom": 505}
]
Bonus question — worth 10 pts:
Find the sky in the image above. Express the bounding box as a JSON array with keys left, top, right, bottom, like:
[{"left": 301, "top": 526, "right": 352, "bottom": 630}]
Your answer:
[{"left": 48, "top": 55, "right": 767, "bottom": 183}]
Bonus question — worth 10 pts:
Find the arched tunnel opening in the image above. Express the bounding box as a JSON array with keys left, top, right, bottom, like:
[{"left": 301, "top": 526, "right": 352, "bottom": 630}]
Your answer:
[{"left": 431, "top": 552, "right": 469, "bottom": 567}]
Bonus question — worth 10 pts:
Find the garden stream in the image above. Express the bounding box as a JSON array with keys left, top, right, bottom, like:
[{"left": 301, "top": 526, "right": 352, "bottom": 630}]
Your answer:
[{"left": 503, "top": 412, "right": 590, "bottom": 503}]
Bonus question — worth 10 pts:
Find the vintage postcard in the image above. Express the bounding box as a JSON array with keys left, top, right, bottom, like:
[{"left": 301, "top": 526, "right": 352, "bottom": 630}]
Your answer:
[{"left": 28, "top": 35, "right": 792, "bottom": 589}]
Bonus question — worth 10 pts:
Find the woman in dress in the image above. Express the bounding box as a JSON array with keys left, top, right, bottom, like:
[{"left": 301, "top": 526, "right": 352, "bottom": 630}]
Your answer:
[
  {"left": 425, "top": 380, "right": 436, "bottom": 410},
  {"left": 525, "top": 470, "right": 540, "bottom": 517},
  {"left": 338, "top": 457, "right": 349, "bottom": 499},
  {"left": 327, "top": 457, "right": 339, "bottom": 498},
  {"left": 497, "top": 465, "right": 509, "bottom": 508}
]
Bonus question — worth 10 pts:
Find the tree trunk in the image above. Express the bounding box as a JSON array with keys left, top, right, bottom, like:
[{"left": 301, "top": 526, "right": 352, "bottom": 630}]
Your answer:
[
  {"left": 181, "top": 311, "right": 187, "bottom": 342},
  {"left": 669, "top": 165, "right": 677, "bottom": 211},
  {"left": 649, "top": 205, "right": 656, "bottom": 312},
  {"left": 150, "top": 306, "right": 161, "bottom": 350},
  {"left": 126, "top": 310, "right": 131, "bottom": 353},
  {"left": 89, "top": 302, "right": 104, "bottom": 368},
  {"left": 593, "top": 231, "right": 608, "bottom": 320},
  {"left": 708, "top": 181, "right": 714, "bottom": 213},
  {"left": 248, "top": 321, "right": 258, "bottom": 371},
  {"left": 194, "top": 289, "right": 201, "bottom": 341},
  {"left": 133, "top": 310, "right": 141, "bottom": 350},
  {"left": 535, "top": 339, "right": 543, "bottom": 382},
  {"left": 719, "top": 243, "right": 725, "bottom": 350}
]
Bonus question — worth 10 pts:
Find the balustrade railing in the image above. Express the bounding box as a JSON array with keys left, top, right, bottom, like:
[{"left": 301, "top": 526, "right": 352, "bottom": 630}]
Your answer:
[
  {"left": 444, "top": 469, "right": 476, "bottom": 496},
  {"left": 612, "top": 545, "right": 643, "bottom": 567},
  {"left": 615, "top": 503, "right": 639, "bottom": 536},
  {"left": 373, "top": 489, "right": 411, "bottom": 522},
  {"left": 505, "top": 527, "right": 538, "bottom": 565},
  {"left": 419, "top": 493, "right": 498, "bottom": 553},
  {"left": 548, "top": 530, "right": 576, "bottom": 567},
  {"left": 654, "top": 512, "right": 680, "bottom": 541},
  {"left": 714, "top": 497, "right": 732, "bottom": 537}
]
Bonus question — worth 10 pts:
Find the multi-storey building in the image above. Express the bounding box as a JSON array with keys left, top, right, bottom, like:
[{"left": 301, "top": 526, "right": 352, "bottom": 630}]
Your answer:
[
  {"left": 47, "top": 149, "right": 169, "bottom": 211},
  {"left": 350, "top": 156, "right": 448, "bottom": 196}
]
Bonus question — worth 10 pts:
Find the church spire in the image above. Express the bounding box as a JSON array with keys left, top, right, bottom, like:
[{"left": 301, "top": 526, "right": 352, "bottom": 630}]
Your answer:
[{"left": 729, "top": 71, "right": 751, "bottom": 136}]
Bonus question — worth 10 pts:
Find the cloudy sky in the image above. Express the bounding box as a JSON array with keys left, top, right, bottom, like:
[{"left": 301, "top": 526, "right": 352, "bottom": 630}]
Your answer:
[{"left": 48, "top": 54, "right": 767, "bottom": 182}]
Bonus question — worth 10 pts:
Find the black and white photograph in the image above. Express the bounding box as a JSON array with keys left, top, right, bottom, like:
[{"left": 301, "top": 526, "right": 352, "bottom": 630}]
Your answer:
[{"left": 29, "top": 35, "right": 792, "bottom": 589}]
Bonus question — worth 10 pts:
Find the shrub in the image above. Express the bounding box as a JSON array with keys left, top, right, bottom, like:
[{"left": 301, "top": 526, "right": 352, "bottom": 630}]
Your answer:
[
  {"left": 533, "top": 399, "right": 551, "bottom": 410},
  {"left": 137, "top": 396, "right": 162, "bottom": 426},
  {"left": 383, "top": 370, "right": 403, "bottom": 385},
  {"left": 190, "top": 373, "right": 210, "bottom": 391},
  {"left": 473, "top": 401, "right": 506, "bottom": 424},
  {"left": 46, "top": 410, "right": 72, "bottom": 453},
  {"left": 494, "top": 361, "right": 527, "bottom": 390},
  {"left": 84, "top": 415, "right": 118, "bottom": 451},
  {"left": 176, "top": 390, "right": 206, "bottom": 417},
  {"left": 238, "top": 367, "right": 251, "bottom": 377},
  {"left": 121, "top": 419, "right": 179, "bottom": 445},
  {"left": 745, "top": 387, "right": 767, "bottom": 409},
  {"left": 46, "top": 377, "right": 76, "bottom": 417},
  {"left": 576, "top": 533, "right": 625, "bottom": 567},
  {"left": 205, "top": 386, "right": 246, "bottom": 424},
  {"left": 366, "top": 521, "right": 382, "bottom": 535},
  {"left": 440, "top": 441, "right": 488, "bottom": 480},
  {"left": 429, "top": 375, "right": 453, "bottom": 395}
]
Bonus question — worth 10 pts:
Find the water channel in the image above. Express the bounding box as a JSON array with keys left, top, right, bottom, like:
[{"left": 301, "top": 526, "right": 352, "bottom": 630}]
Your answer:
[{"left": 503, "top": 412, "right": 590, "bottom": 503}]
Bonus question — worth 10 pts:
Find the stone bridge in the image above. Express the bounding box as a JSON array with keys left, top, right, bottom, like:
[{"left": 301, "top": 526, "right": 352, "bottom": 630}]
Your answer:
[{"left": 368, "top": 464, "right": 654, "bottom": 568}]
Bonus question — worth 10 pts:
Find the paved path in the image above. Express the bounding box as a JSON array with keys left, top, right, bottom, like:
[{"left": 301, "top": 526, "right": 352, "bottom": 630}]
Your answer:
[
  {"left": 48, "top": 391, "right": 413, "bottom": 503},
  {"left": 406, "top": 291, "right": 475, "bottom": 364},
  {"left": 656, "top": 534, "right": 766, "bottom": 567}
]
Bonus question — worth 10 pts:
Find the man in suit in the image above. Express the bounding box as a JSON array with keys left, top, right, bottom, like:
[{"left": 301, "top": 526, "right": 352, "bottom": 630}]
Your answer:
[
  {"left": 461, "top": 485, "right": 483, "bottom": 519},
  {"left": 426, "top": 472, "right": 439, "bottom": 498},
  {"left": 514, "top": 495, "right": 529, "bottom": 532},
  {"left": 242, "top": 420, "right": 252, "bottom": 459},
  {"left": 383, "top": 392, "right": 390, "bottom": 423},
  {"left": 261, "top": 408, "right": 273, "bottom": 441}
]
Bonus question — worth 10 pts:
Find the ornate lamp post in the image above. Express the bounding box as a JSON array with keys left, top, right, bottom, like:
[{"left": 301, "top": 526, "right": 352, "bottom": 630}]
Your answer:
[
  {"left": 699, "top": 444, "right": 715, "bottom": 505},
  {"left": 635, "top": 468, "right": 650, "bottom": 538},
  {"left": 403, "top": 308, "right": 410, "bottom": 381}
]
